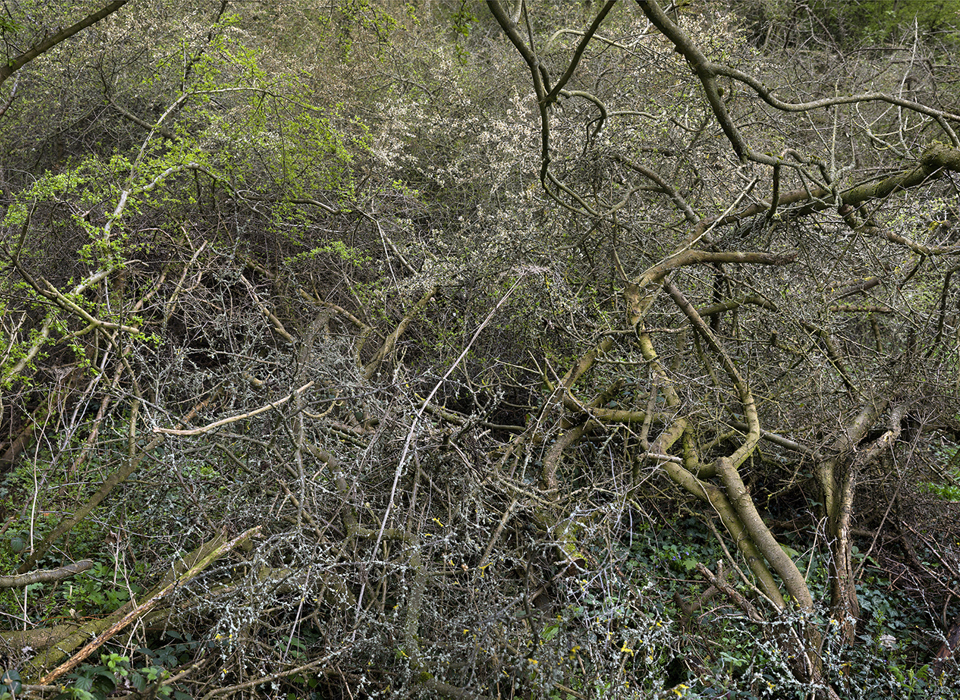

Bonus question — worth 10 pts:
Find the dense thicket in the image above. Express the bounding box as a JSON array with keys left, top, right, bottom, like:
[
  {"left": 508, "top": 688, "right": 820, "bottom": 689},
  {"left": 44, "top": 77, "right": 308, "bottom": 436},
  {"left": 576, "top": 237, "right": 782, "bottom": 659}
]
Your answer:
[{"left": 0, "top": 1, "right": 959, "bottom": 699}]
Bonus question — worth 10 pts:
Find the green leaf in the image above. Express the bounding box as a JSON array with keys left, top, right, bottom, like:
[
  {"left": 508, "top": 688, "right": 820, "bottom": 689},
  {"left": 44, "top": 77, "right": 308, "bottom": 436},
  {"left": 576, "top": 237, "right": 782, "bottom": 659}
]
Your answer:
[
  {"left": 131, "top": 671, "right": 147, "bottom": 692},
  {"left": 780, "top": 544, "right": 800, "bottom": 559}
]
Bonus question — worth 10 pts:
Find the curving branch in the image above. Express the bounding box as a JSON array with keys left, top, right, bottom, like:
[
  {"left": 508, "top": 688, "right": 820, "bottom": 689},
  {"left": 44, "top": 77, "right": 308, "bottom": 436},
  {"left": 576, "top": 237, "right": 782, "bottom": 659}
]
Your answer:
[
  {"left": 614, "top": 154, "right": 699, "bottom": 223},
  {"left": 664, "top": 281, "right": 814, "bottom": 612},
  {"left": 712, "top": 63, "right": 960, "bottom": 147},
  {"left": 634, "top": 332, "right": 786, "bottom": 608},
  {"left": 636, "top": 0, "right": 960, "bottom": 162}
]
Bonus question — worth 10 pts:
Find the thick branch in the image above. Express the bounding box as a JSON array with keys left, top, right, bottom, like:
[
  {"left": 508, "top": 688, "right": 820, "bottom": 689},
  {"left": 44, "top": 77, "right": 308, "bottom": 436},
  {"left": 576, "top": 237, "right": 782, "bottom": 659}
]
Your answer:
[
  {"left": 635, "top": 0, "right": 763, "bottom": 163},
  {"left": 664, "top": 282, "right": 815, "bottom": 609},
  {"left": 38, "top": 527, "right": 260, "bottom": 686},
  {"left": 544, "top": 1, "right": 620, "bottom": 106},
  {"left": 0, "top": 560, "right": 93, "bottom": 588},
  {"left": 635, "top": 333, "right": 785, "bottom": 607},
  {"left": 363, "top": 285, "right": 438, "bottom": 379},
  {"left": 0, "top": 1, "right": 131, "bottom": 89}
]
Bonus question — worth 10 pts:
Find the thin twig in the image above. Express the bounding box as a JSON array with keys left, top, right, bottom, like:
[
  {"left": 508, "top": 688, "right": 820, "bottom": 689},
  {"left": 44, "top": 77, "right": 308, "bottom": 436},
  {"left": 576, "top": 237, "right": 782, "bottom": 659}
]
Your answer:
[{"left": 153, "top": 382, "right": 314, "bottom": 436}]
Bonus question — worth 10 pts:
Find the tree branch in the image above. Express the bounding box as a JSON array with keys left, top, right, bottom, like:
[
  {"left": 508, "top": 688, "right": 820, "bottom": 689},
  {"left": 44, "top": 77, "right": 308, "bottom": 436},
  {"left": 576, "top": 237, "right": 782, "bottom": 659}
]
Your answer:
[
  {"left": 0, "top": 1, "right": 131, "bottom": 89},
  {"left": 0, "top": 560, "right": 93, "bottom": 588}
]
